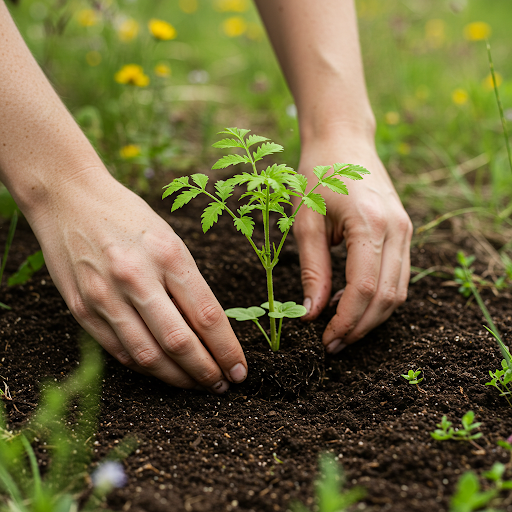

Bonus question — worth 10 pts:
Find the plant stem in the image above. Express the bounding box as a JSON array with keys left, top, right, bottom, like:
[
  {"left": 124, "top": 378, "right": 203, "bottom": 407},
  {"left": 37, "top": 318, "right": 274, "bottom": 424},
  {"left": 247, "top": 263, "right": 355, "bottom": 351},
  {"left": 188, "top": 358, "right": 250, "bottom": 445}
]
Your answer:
[
  {"left": 252, "top": 319, "right": 272, "bottom": 348},
  {"left": 264, "top": 185, "right": 277, "bottom": 350}
]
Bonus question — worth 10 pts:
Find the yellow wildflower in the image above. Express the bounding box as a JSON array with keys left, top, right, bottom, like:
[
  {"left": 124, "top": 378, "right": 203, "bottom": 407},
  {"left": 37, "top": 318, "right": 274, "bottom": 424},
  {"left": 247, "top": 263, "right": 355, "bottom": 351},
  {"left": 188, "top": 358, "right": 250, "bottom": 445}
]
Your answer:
[
  {"left": 464, "top": 21, "right": 491, "bottom": 41},
  {"left": 179, "top": 0, "right": 198, "bottom": 13},
  {"left": 85, "top": 51, "right": 102, "bottom": 67},
  {"left": 120, "top": 145, "right": 141, "bottom": 159},
  {"left": 77, "top": 9, "right": 99, "bottom": 27},
  {"left": 452, "top": 88, "right": 469, "bottom": 105},
  {"left": 425, "top": 19, "right": 445, "bottom": 48},
  {"left": 118, "top": 19, "right": 140, "bottom": 42},
  {"left": 148, "top": 19, "right": 177, "bottom": 41},
  {"left": 214, "top": 0, "right": 249, "bottom": 12},
  {"left": 115, "top": 64, "right": 150, "bottom": 87},
  {"left": 398, "top": 142, "right": 411, "bottom": 155},
  {"left": 483, "top": 72, "right": 503, "bottom": 90},
  {"left": 384, "top": 111, "right": 400, "bottom": 125},
  {"left": 154, "top": 63, "right": 171, "bottom": 77},
  {"left": 222, "top": 16, "right": 247, "bottom": 37}
]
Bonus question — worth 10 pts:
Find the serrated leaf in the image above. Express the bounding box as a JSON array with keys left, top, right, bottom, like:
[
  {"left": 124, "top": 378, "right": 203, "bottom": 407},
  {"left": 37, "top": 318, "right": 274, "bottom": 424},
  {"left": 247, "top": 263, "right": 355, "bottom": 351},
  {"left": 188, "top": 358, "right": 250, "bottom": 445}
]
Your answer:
[
  {"left": 233, "top": 216, "right": 255, "bottom": 237},
  {"left": 286, "top": 174, "right": 308, "bottom": 195},
  {"left": 201, "top": 202, "right": 224, "bottom": 233},
  {"left": 218, "top": 127, "right": 251, "bottom": 140},
  {"left": 321, "top": 176, "right": 349, "bottom": 195},
  {"left": 246, "top": 174, "right": 267, "bottom": 191},
  {"left": 237, "top": 204, "right": 257, "bottom": 217},
  {"left": 162, "top": 176, "right": 190, "bottom": 199},
  {"left": 212, "top": 154, "right": 250, "bottom": 170},
  {"left": 277, "top": 216, "right": 294, "bottom": 233},
  {"left": 171, "top": 188, "right": 202, "bottom": 212},
  {"left": 253, "top": 142, "right": 284, "bottom": 162},
  {"left": 246, "top": 134, "right": 270, "bottom": 147},
  {"left": 333, "top": 163, "right": 370, "bottom": 175},
  {"left": 212, "top": 138, "right": 244, "bottom": 149},
  {"left": 313, "top": 165, "right": 331, "bottom": 179},
  {"left": 215, "top": 180, "right": 235, "bottom": 201},
  {"left": 336, "top": 170, "right": 364, "bottom": 180},
  {"left": 191, "top": 173, "right": 209, "bottom": 190},
  {"left": 225, "top": 306, "right": 265, "bottom": 321},
  {"left": 268, "top": 203, "right": 285, "bottom": 215},
  {"left": 303, "top": 193, "right": 326, "bottom": 215}
]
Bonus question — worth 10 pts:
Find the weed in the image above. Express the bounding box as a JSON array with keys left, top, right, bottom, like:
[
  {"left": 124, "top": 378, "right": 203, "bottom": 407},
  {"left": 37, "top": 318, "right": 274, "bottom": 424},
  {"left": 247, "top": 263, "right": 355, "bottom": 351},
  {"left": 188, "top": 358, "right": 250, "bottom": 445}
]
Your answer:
[
  {"left": 163, "top": 127, "right": 368, "bottom": 350},
  {"left": 431, "top": 411, "right": 482, "bottom": 442}
]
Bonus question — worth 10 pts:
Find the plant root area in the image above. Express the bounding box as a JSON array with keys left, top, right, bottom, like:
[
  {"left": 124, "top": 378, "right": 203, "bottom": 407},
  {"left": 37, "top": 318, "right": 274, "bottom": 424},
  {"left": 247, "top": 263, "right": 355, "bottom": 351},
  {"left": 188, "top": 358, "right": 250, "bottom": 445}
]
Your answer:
[{"left": 2, "top": 197, "right": 512, "bottom": 512}]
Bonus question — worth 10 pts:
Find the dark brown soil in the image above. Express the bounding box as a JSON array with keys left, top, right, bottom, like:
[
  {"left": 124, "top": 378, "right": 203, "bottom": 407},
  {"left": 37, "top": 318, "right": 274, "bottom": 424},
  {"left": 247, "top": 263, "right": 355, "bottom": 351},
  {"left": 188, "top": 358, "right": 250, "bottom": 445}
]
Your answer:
[{"left": 2, "top": 192, "right": 512, "bottom": 512}]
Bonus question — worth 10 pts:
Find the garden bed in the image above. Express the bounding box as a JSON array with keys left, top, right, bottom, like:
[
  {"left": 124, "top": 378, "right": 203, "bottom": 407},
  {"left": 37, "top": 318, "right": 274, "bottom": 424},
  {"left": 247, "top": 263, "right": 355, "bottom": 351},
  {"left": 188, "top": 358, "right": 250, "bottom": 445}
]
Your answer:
[{"left": 1, "top": 195, "right": 512, "bottom": 512}]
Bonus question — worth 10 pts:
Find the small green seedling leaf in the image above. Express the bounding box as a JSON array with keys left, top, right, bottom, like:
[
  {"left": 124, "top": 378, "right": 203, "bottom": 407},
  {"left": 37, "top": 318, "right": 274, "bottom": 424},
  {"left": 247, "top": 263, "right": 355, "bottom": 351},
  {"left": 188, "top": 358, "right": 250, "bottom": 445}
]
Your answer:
[
  {"left": 233, "top": 216, "right": 255, "bottom": 237},
  {"left": 313, "top": 165, "right": 331, "bottom": 180},
  {"left": 252, "top": 142, "right": 283, "bottom": 162},
  {"left": 246, "top": 135, "right": 270, "bottom": 147},
  {"left": 401, "top": 369, "right": 423, "bottom": 385},
  {"left": 211, "top": 138, "right": 244, "bottom": 149},
  {"left": 171, "top": 188, "right": 202, "bottom": 212},
  {"left": 431, "top": 411, "right": 482, "bottom": 443},
  {"left": 191, "top": 173, "right": 209, "bottom": 190},
  {"left": 450, "top": 471, "right": 498, "bottom": 512},
  {"left": 321, "top": 176, "right": 348, "bottom": 195},
  {"left": 162, "top": 176, "right": 190, "bottom": 199},
  {"left": 303, "top": 193, "right": 326, "bottom": 215},
  {"left": 225, "top": 306, "right": 265, "bottom": 322},
  {"left": 7, "top": 250, "right": 45, "bottom": 287},
  {"left": 201, "top": 202, "right": 224, "bottom": 233},
  {"left": 212, "top": 154, "right": 250, "bottom": 170},
  {"left": 215, "top": 180, "right": 235, "bottom": 201}
]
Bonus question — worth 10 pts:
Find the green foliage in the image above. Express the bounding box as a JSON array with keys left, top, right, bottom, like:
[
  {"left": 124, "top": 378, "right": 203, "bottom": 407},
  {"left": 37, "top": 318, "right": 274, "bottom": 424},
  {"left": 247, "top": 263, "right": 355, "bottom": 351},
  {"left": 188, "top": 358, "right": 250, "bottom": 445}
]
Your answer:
[
  {"left": 0, "top": 210, "right": 18, "bottom": 311},
  {"left": 431, "top": 411, "right": 482, "bottom": 442},
  {"left": 291, "top": 453, "right": 365, "bottom": 512},
  {"left": 7, "top": 250, "right": 45, "bottom": 287},
  {"left": 401, "top": 369, "right": 423, "bottom": 385},
  {"left": 163, "top": 128, "right": 368, "bottom": 351},
  {"left": 449, "top": 471, "right": 498, "bottom": 512}
]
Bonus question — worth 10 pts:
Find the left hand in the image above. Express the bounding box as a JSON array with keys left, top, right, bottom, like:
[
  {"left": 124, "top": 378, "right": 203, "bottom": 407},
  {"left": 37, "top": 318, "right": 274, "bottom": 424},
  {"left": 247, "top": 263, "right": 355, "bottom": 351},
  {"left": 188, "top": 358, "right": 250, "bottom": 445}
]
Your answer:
[{"left": 292, "top": 137, "right": 413, "bottom": 353}]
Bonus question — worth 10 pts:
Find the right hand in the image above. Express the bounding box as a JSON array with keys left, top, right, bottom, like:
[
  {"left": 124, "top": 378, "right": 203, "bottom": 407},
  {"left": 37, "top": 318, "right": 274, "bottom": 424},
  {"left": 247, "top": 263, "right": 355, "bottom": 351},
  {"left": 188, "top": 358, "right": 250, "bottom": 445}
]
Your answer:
[{"left": 28, "top": 169, "right": 247, "bottom": 393}]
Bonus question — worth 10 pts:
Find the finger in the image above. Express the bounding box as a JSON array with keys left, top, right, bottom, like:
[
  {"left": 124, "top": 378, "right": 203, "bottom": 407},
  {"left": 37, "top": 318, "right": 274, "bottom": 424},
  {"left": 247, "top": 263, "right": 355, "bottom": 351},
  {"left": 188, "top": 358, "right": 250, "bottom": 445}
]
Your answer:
[
  {"left": 322, "top": 230, "right": 383, "bottom": 352},
  {"left": 293, "top": 208, "right": 332, "bottom": 320},
  {"left": 164, "top": 260, "right": 248, "bottom": 385}
]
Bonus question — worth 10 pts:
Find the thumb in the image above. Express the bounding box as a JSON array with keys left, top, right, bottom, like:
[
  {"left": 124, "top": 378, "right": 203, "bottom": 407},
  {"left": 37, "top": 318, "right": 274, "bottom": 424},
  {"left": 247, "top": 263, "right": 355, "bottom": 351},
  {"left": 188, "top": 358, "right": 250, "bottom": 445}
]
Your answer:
[{"left": 293, "top": 210, "right": 332, "bottom": 321}]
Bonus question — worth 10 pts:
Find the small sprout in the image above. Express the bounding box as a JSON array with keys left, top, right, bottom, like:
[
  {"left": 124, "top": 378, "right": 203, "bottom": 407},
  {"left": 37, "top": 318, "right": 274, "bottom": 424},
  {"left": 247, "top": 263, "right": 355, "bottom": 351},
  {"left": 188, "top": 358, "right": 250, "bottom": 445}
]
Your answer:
[
  {"left": 431, "top": 411, "right": 482, "bottom": 442},
  {"left": 91, "top": 461, "right": 128, "bottom": 490},
  {"left": 401, "top": 369, "right": 423, "bottom": 385},
  {"left": 272, "top": 452, "right": 283, "bottom": 464},
  {"left": 449, "top": 471, "right": 498, "bottom": 512}
]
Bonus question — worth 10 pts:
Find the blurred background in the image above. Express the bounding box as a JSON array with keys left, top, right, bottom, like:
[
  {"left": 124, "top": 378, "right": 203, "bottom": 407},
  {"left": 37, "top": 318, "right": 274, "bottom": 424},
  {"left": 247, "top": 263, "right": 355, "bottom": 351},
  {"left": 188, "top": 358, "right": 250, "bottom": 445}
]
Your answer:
[{"left": 3, "top": 0, "right": 512, "bottom": 238}]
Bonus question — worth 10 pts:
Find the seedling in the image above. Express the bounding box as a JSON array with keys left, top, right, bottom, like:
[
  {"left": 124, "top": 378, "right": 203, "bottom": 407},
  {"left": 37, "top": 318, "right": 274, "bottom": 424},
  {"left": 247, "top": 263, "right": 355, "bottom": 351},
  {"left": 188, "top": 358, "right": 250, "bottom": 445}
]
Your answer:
[
  {"left": 497, "top": 436, "right": 512, "bottom": 468},
  {"left": 449, "top": 471, "right": 498, "bottom": 512},
  {"left": 401, "top": 369, "right": 423, "bottom": 385},
  {"left": 162, "top": 127, "right": 369, "bottom": 351},
  {"left": 431, "top": 411, "right": 482, "bottom": 442}
]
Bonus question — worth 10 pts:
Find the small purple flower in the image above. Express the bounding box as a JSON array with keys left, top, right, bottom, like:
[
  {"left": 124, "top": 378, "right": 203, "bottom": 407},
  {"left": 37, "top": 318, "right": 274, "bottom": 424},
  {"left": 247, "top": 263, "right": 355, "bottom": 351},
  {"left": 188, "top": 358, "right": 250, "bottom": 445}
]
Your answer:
[
  {"left": 506, "top": 434, "right": 512, "bottom": 445},
  {"left": 91, "top": 461, "right": 127, "bottom": 489}
]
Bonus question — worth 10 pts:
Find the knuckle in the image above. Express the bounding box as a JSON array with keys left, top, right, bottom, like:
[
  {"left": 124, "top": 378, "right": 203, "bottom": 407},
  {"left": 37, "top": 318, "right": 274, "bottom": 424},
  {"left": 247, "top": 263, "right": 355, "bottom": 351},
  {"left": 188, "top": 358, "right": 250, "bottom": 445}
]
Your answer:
[
  {"left": 161, "top": 327, "right": 192, "bottom": 356},
  {"left": 363, "top": 206, "right": 387, "bottom": 232},
  {"left": 396, "top": 289, "right": 408, "bottom": 306},
  {"left": 156, "top": 238, "right": 192, "bottom": 270},
  {"left": 132, "top": 347, "right": 161, "bottom": 369},
  {"left": 196, "top": 366, "right": 222, "bottom": 386},
  {"left": 116, "top": 350, "right": 136, "bottom": 367},
  {"left": 195, "top": 303, "right": 223, "bottom": 330},
  {"left": 379, "top": 286, "right": 398, "bottom": 309},
  {"left": 68, "top": 296, "right": 92, "bottom": 322},
  {"left": 301, "top": 266, "right": 328, "bottom": 288},
  {"left": 355, "top": 276, "right": 378, "bottom": 300}
]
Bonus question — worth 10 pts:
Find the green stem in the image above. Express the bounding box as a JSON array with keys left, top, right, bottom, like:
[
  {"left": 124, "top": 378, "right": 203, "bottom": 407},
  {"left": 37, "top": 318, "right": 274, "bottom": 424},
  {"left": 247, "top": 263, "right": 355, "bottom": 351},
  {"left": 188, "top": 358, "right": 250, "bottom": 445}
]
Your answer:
[
  {"left": 252, "top": 318, "right": 272, "bottom": 348},
  {"left": 277, "top": 317, "right": 283, "bottom": 346},
  {"left": 263, "top": 185, "right": 277, "bottom": 349}
]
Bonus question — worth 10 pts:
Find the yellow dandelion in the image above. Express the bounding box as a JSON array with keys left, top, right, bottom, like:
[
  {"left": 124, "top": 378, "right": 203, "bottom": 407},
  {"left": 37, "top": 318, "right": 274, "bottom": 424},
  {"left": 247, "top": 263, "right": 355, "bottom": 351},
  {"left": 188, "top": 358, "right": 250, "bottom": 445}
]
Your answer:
[
  {"left": 85, "top": 51, "right": 102, "bottom": 67},
  {"left": 214, "top": 0, "right": 249, "bottom": 12},
  {"left": 222, "top": 16, "right": 247, "bottom": 38},
  {"left": 77, "top": 9, "right": 99, "bottom": 27},
  {"left": 115, "top": 64, "right": 150, "bottom": 87},
  {"left": 425, "top": 19, "right": 445, "bottom": 48},
  {"left": 120, "top": 145, "right": 141, "bottom": 159},
  {"left": 464, "top": 21, "right": 491, "bottom": 41},
  {"left": 118, "top": 19, "right": 140, "bottom": 42},
  {"left": 452, "top": 88, "right": 469, "bottom": 105},
  {"left": 154, "top": 63, "right": 171, "bottom": 77},
  {"left": 148, "top": 19, "right": 177, "bottom": 41},
  {"left": 384, "top": 111, "right": 400, "bottom": 125},
  {"left": 179, "top": 0, "right": 198, "bottom": 13},
  {"left": 483, "top": 72, "right": 503, "bottom": 90},
  {"left": 398, "top": 142, "right": 411, "bottom": 155}
]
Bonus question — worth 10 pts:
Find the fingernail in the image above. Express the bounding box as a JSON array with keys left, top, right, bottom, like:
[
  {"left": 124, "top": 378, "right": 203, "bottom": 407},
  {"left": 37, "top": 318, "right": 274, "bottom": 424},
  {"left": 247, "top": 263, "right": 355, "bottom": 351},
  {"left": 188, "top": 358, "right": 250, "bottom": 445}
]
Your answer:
[
  {"left": 229, "top": 363, "right": 247, "bottom": 383},
  {"left": 326, "top": 339, "right": 346, "bottom": 354},
  {"left": 303, "top": 297, "right": 312, "bottom": 315},
  {"left": 210, "top": 380, "right": 229, "bottom": 394}
]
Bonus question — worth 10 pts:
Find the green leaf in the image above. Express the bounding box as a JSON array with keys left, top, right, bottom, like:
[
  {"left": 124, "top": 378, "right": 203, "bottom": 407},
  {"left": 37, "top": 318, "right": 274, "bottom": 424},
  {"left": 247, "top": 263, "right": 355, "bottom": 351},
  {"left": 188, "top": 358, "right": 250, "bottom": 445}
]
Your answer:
[
  {"left": 201, "top": 202, "right": 224, "bottom": 233},
  {"left": 321, "top": 176, "right": 349, "bottom": 195},
  {"left": 336, "top": 170, "right": 365, "bottom": 180},
  {"left": 277, "top": 216, "right": 294, "bottom": 233},
  {"left": 313, "top": 165, "right": 331, "bottom": 179},
  {"left": 286, "top": 174, "right": 308, "bottom": 195},
  {"left": 246, "top": 134, "right": 270, "bottom": 147},
  {"left": 7, "top": 250, "right": 45, "bottom": 287},
  {"left": 280, "top": 302, "right": 307, "bottom": 319},
  {"left": 162, "top": 176, "right": 190, "bottom": 199},
  {"left": 212, "top": 138, "right": 244, "bottom": 149},
  {"left": 253, "top": 142, "right": 284, "bottom": 162},
  {"left": 215, "top": 180, "right": 235, "bottom": 201},
  {"left": 218, "top": 127, "right": 251, "bottom": 140},
  {"left": 238, "top": 204, "right": 257, "bottom": 216},
  {"left": 171, "top": 188, "right": 202, "bottom": 212},
  {"left": 225, "top": 306, "right": 265, "bottom": 322},
  {"left": 191, "top": 173, "right": 209, "bottom": 190},
  {"left": 303, "top": 193, "right": 326, "bottom": 215},
  {"left": 261, "top": 301, "right": 283, "bottom": 310},
  {"left": 212, "top": 154, "right": 251, "bottom": 170},
  {"left": 461, "top": 411, "right": 475, "bottom": 430},
  {"left": 233, "top": 216, "right": 255, "bottom": 237},
  {"left": 333, "top": 163, "right": 371, "bottom": 175}
]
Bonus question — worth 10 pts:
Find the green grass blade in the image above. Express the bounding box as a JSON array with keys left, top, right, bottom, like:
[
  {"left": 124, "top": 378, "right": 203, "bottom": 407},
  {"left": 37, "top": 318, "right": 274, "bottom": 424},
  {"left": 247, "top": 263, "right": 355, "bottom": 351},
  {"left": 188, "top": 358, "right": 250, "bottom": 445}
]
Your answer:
[
  {"left": 20, "top": 436, "right": 43, "bottom": 503},
  {"left": 0, "top": 210, "right": 18, "bottom": 288}
]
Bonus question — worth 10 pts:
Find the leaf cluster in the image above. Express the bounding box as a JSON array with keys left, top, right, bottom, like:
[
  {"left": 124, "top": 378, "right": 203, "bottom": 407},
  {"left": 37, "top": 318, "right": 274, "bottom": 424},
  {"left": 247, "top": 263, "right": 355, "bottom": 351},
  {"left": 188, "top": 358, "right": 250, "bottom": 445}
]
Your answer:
[
  {"left": 401, "top": 369, "right": 423, "bottom": 385},
  {"left": 431, "top": 411, "right": 482, "bottom": 442}
]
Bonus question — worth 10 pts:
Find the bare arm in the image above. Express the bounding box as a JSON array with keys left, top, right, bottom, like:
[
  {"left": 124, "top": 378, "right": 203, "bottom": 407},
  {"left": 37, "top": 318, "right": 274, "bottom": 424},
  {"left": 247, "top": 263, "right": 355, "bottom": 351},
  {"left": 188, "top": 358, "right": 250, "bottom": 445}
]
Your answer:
[
  {"left": 0, "top": 1, "right": 247, "bottom": 391},
  {"left": 255, "top": 0, "right": 413, "bottom": 350}
]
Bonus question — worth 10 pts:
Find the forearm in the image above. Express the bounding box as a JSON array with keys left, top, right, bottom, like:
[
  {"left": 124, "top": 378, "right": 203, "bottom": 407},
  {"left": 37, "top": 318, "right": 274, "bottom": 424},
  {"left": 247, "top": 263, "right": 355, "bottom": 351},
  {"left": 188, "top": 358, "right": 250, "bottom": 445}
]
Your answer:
[
  {"left": 0, "top": 1, "right": 109, "bottom": 223},
  {"left": 254, "top": 0, "right": 375, "bottom": 146}
]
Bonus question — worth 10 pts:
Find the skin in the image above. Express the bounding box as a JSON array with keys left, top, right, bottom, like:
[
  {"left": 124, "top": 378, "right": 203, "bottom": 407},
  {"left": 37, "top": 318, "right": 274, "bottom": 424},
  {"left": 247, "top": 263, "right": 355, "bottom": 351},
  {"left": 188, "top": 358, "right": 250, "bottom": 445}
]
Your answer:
[{"left": 0, "top": 0, "right": 411, "bottom": 390}]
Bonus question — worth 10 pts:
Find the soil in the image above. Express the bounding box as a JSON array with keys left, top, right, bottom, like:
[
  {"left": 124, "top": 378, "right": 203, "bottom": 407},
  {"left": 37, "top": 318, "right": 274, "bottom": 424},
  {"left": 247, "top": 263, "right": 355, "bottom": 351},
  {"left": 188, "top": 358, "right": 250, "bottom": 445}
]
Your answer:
[{"left": 1, "top": 190, "right": 512, "bottom": 512}]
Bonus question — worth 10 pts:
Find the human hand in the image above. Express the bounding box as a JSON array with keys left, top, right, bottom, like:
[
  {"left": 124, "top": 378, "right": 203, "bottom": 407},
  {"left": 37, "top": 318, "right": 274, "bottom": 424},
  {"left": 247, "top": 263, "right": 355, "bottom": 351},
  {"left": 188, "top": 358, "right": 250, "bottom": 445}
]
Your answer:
[
  {"left": 293, "top": 138, "right": 413, "bottom": 353},
  {"left": 28, "top": 169, "right": 247, "bottom": 393}
]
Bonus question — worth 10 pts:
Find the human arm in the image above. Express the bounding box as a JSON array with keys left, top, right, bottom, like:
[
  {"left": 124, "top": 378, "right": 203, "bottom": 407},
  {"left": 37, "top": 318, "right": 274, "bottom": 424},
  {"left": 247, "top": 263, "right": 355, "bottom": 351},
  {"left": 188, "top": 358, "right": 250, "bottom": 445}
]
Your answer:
[
  {"left": 254, "top": 0, "right": 413, "bottom": 351},
  {"left": 0, "top": 1, "right": 247, "bottom": 391}
]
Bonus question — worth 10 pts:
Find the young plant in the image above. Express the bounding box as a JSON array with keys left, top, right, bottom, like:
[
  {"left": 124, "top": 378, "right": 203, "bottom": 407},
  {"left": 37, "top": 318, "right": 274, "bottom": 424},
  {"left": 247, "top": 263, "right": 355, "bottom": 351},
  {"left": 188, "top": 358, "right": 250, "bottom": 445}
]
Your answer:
[
  {"left": 291, "top": 453, "right": 365, "bottom": 512},
  {"left": 401, "top": 369, "right": 423, "bottom": 385},
  {"left": 431, "top": 411, "right": 482, "bottom": 442},
  {"left": 449, "top": 471, "right": 498, "bottom": 512},
  {"left": 162, "top": 127, "right": 369, "bottom": 351},
  {"left": 0, "top": 210, "right": 18, "bottom": 310}
]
